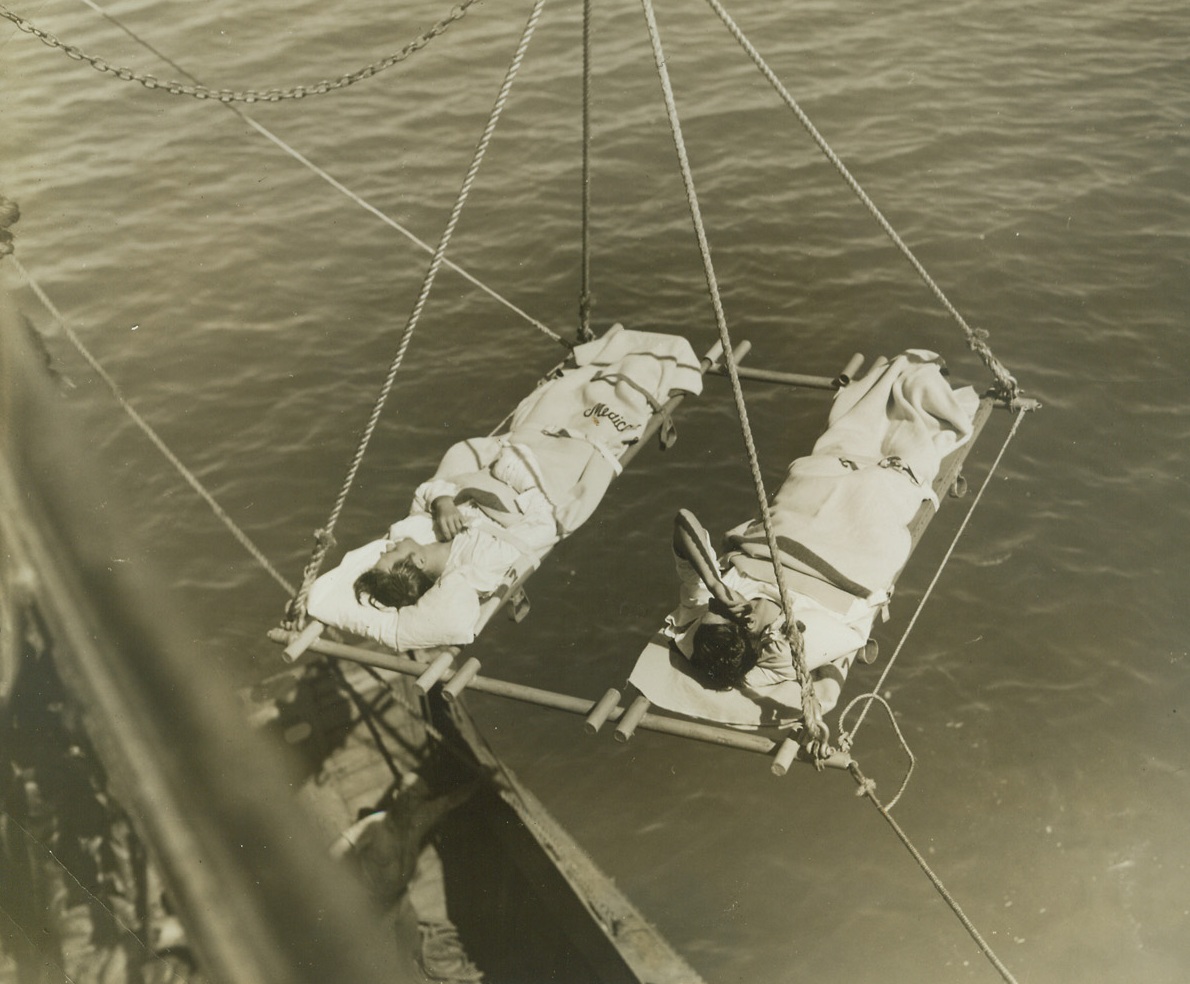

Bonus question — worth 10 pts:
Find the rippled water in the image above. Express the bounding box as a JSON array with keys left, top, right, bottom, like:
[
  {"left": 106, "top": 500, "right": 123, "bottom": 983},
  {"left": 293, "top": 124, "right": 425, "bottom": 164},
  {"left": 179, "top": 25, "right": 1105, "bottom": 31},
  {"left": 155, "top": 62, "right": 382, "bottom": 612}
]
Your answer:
[{"left": 4, "top": 0, "right": 1189, "bottom": 981}]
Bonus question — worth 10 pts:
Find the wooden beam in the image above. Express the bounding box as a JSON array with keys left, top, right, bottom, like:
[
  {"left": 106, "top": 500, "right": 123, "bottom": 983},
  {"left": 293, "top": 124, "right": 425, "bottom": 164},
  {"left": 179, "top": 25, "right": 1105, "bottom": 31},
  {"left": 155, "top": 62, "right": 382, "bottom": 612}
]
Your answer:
[
  {"left": 266, "top": 629, "right": 852, "bottom": 771},
  {"left": 707, "top": 351, "right": 865, "bottom": 391}
]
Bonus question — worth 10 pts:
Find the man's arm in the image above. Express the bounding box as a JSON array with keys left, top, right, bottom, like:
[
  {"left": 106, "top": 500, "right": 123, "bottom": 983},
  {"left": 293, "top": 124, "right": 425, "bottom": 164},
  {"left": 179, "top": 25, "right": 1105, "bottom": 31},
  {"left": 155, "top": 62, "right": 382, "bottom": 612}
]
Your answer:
[{"left": 672, "top": 509, "right": 752, "bottom": 618}]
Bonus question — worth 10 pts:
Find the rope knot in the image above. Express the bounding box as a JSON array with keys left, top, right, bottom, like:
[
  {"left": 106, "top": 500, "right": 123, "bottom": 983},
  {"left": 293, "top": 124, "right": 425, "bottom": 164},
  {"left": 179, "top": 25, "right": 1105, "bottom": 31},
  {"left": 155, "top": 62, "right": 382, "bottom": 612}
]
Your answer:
[
  {"left": 854, "top": 776, "right": 877, "bottom": 799},
  {"left": 313, "top": 527, "right": 337, "bottom": 550},
  {"left": 282, "top": 596, "right": 308, "bottom": 630}
]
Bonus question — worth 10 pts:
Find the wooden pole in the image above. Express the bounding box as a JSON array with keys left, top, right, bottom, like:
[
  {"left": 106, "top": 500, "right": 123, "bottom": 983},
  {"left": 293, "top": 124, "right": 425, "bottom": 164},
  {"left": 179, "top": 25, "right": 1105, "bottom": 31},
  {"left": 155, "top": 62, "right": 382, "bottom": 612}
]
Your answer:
[
  {"left": 266, "top": 630, "right": 852, "bottom": 771},
  {"left": 709, "top": 351, "right": 867, "bottom": 391}
]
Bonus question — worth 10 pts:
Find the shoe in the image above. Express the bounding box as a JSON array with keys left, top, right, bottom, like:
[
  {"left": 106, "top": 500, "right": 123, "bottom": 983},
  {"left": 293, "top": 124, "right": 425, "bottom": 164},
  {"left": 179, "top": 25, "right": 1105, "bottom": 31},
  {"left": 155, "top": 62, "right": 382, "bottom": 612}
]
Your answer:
[{"left": 417, "top": 920, "right": 483, "bottom": 983}]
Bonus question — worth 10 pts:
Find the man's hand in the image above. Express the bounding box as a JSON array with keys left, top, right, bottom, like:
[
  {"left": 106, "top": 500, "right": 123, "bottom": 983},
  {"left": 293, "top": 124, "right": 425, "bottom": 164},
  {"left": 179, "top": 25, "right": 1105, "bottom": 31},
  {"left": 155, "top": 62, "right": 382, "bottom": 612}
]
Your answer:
[
  {"left": 709, "top": 589, "right": 753, "bottom": 625},
  {"left": 431, "top": 496, "right": 467, "bottom": 541}
]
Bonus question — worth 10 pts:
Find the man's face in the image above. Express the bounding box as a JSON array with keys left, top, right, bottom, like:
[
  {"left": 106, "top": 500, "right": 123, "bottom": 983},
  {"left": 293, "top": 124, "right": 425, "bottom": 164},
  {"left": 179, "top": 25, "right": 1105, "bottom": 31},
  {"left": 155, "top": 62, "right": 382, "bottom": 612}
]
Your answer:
[{"left": 376, "top": 538, "right": 427, "bottom": 572}]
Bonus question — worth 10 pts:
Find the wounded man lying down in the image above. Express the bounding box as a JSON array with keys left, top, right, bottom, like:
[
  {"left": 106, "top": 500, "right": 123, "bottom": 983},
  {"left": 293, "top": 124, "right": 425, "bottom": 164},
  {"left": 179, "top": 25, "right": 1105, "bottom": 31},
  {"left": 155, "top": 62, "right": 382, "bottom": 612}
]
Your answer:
[
  {"left": 306, "top": 430, "right": 616, "bottom": 651},
  {"left": 631, "top": 349, "right": 980, "bottom": 727},
  {"left": 307, "top": 326, "right": 704, "bottom": 652}
]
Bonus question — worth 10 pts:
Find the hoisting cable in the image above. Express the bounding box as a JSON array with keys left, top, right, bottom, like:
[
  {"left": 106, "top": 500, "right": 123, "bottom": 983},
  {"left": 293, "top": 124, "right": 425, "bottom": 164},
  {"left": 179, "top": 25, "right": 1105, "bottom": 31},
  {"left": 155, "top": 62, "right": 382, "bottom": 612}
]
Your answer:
[
  {"left": 837, "top": 407, "right": 1030, "bottom": 750},
  {"left": 638, "top": 0, "right": 829, "bottom": 754},
  {"left": 69, "top": 0, "right": 565, "bottom": 346},
  {"left": 9, "top": 254, "right": 297, "bottom": 598},
  {"left": 701, "top": 0, "right": 1020, "bottom": 403},
  {"left": 848, "top": 762, "right": 1022, "bottom": 984},
  {"left": 577, "top": 0, "right": 595, "bottom": 343},
  {"left": 287, "top": 0, "right": 551, "bottom": 624}
]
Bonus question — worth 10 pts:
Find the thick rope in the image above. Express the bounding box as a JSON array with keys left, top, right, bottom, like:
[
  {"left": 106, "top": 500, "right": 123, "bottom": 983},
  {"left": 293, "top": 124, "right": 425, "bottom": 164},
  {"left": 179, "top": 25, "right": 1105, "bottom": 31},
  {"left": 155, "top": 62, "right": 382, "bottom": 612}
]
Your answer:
[
  {"left": 10, "top": 256, "right": 298, "bottom": 597},
  {"left": 637, "top": 0, "right": 827, "bottom": 748},
  {"left": 74, "top": 0, "right": 565, "bottom": 345},
  {"left": 577, "top": 0, "right": 595, "bottom": 343},
  {"left": 848, "top": 763, "right": 1022, "bottom": 984},
  {"left": 701, "top": 0, "right": 1020, "bottom": 402},
  {"left": 840, "top": 407, "right": 1029, "bottom": 746},
  {"left": 290, "top": 0, "right": 550, "bottom": 620}
]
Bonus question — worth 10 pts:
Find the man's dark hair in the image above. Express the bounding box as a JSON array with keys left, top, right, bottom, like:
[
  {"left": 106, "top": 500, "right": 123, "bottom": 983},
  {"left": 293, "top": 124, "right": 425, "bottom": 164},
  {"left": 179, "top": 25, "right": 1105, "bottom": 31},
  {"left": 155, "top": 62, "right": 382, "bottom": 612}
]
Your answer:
[
  {"left": 353, "top": 558, "right": 435, "bottom": 610},
  {"left": 689, "top": 619, "right": 758, "bottom": 691}
]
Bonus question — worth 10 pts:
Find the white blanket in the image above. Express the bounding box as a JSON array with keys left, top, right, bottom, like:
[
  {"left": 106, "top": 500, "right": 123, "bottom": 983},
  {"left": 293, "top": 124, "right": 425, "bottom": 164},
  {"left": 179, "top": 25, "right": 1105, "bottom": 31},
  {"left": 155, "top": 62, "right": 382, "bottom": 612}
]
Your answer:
[
  {"left": 728, "top": 350, "right": 979, "bottom": 599},
  {"left": 511, "top": 326, "right": 703, "bottom": 466}
]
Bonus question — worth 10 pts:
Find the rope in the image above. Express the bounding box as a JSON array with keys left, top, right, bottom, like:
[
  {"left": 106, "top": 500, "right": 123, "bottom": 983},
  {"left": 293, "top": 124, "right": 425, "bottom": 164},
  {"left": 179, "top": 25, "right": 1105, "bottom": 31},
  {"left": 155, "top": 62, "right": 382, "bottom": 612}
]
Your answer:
[
  {"left": 840, "top": 407, "right": 1030, "bottom": 745},
  {"left": 701, "top": 0, "right": 1020, "bottom": 402},
  {"left": 3, "top": 0, "right": 481, "bottom": 103},
  {"left": 637, "top": 0, "right": 827, "bottom": 749},
  {"left": 289, "top": 0, "right": 551, "bottom": 620},
  {"left": 836, "top": 692, "right": 914, "bottom": 810},
  {"left": 848, "top": 762, "right": 1021, "bottom": 984},
  {"left": 577, "top": 0, "right": 595, "bottom": 343},
  {"left": 10, "top": 257, "right": 298, "bottom": 597},
  {"left": 74, "top": 0, "right": 565, "bottom": 345}
]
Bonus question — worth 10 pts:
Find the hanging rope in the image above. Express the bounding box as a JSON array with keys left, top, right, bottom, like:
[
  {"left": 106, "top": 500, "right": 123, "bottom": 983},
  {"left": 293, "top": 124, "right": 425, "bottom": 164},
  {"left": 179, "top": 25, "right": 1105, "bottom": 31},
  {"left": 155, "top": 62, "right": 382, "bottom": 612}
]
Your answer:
[
  {"left": 838, "top": 407, "right": 1030, "bottom": 748},
  {"left": 72, "top": 0, "right": 564, "bottom": 345},
  {"left": 2, "top": 0, "right": 481, "bottom": 103},
  {"left": 288, "top": 0, "right": 551, "bottom": 623},
  {"left": 577, "top": 0, "right": 595, "bottom": 343},
  {"left": 11, "top": 256, "right": 298, "bottom": 598},
  {"left": 701, "top": 0, "right": 1020, "bottom": 402},
  {"left": 848, "top": 763, "right": 1022, "bottom": 984},
  {"left": 637, "top": 0, "right": 828, "bottom": 751},
  {"left": 837, "top": 692, "right": 915, "bottom": 810}
]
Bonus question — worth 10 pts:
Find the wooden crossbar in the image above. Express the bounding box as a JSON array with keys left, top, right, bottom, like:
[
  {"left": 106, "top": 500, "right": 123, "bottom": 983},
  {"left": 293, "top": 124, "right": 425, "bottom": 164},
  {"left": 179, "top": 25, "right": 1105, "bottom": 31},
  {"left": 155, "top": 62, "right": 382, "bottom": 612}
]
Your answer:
[
  {"left": 265, "top": 627, "right": 852, "bottom": 772},
  {"left": 708, "top": 351, "right": 864, "bottom": 391}
]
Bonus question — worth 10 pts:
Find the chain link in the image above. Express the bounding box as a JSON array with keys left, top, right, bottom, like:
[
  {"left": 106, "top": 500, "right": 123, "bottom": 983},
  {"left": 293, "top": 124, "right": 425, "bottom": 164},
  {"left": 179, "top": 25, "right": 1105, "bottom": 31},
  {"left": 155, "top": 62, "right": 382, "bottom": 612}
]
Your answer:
[{"left": 1, "top": 1, "right": 480, "bottom": 102}]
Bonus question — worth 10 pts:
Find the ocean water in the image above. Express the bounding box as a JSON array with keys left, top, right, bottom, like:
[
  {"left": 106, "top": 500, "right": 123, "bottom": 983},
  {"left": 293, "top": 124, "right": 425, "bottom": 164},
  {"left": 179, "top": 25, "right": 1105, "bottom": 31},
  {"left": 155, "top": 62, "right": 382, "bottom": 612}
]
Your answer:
[{"left": 3, "top": 0, "right": 1189, "bottom": 981}]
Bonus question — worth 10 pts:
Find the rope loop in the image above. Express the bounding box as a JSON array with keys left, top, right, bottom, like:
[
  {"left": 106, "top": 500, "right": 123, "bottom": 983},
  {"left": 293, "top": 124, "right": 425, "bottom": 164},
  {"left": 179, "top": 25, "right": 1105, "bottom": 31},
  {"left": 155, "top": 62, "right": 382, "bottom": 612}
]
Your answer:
[{"left": 838, "top": 692, "right": 914, "bottom": 810}]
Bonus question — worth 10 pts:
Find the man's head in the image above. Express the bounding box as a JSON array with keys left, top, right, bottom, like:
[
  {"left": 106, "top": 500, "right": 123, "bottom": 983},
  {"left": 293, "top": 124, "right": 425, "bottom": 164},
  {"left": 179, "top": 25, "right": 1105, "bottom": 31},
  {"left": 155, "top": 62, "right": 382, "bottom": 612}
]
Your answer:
[
  {"left": 689, "top": 611, "right": 759, "bottom": 690},
  {"left": 353, "top": 539, "right": 438, "bottom": 610}
]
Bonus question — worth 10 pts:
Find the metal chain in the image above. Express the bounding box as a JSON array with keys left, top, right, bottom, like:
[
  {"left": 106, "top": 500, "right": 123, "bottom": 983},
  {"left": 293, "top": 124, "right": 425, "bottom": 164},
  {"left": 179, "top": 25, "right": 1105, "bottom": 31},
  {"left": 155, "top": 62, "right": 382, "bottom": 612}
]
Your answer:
[
  {"left": 1, "top": 0, "right": 480, "bottom": 102},
  {"left": 290, "top": 0, "right": 549, "bottom": 621}
]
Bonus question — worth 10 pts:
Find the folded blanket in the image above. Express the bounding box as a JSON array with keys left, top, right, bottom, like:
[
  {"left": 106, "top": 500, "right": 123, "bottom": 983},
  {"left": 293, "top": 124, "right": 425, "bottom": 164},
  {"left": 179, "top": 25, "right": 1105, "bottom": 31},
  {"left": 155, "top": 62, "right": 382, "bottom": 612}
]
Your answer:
[
  {"left": 511, "top": 326, "right": 704, "bottom": 460},
  {"left": 571, "top": 324, "right": 705, "bottom": 397}
]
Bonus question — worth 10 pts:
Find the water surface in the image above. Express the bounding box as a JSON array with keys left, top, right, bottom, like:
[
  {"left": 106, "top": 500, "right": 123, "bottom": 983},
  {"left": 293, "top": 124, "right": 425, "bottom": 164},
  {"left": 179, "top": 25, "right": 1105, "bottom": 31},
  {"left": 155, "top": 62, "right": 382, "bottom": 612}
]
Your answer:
[{"left": 4, "top": 0, "right": 1189, "bottom": 980}]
